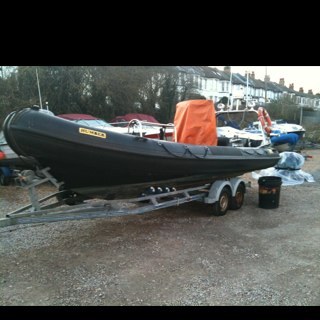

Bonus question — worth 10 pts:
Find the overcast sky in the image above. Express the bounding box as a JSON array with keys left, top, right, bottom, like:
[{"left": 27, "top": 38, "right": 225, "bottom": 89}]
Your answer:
[{"left": 212, "top": 66, "right": 320, "bottom": 95}]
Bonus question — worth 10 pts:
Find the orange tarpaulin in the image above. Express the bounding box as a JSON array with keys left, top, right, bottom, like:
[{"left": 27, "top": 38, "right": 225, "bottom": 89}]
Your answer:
[{"left": 173, "top": 100, "right": 217, "bottom": 146}]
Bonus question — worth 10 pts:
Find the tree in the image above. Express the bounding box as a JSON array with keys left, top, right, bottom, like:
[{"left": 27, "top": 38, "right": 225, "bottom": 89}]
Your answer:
[
  {"left": 0, "top": 70, "right": 25, "bottom": 126},
  {"left": 87, "top": 66, "right": 154, "bottom": 120},
  {"left": 266, "top": 95, "right": 300, "bottom": 123},
  {"left": 137, "top": 67, "right": 201, "bottom": 123},
  {"left": 138, "top": 67, "right": 185, "bottom": 123},
  {"left": 0, "top": 66, "right": 202, "bottom": 127}
]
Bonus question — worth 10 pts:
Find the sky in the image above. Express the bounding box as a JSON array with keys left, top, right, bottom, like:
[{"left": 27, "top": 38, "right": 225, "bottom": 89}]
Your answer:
[{"left": 212, "top": 66, "right": 320, "bottom": 95}]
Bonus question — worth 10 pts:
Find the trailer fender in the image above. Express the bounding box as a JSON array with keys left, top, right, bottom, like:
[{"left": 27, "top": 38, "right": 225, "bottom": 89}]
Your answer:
[
  {"left": 204, "top": 178, "right": 246, "bottom": 204},
  {"left": 229, "top": 177, "right": 246, "bottom": 197},
  {"left": 204, "top": 180, "right": 232, "bottom": 204}
]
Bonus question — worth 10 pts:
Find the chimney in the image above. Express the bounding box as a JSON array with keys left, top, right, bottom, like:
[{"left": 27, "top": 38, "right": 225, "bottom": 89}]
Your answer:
[
  {"left": 224, "top": 66, "right": 231, "bottom": 73},
  {"left": 251, "top": 71, "right": 255, "bottom": 79},
  {"left": 289, "top": 83, "right": 294, "bottom": 90},
  {"left": 308, "top": 89, "right": 313, "bottom": 95},
  {"left": 299, "top": 87, "right": 304, "bottom": 93},
  {"left": 279, "top": 78, "right": 285, "bottom": 86},
  {"left": 264, "top": 74, "right": 270, "bottom": 82}
]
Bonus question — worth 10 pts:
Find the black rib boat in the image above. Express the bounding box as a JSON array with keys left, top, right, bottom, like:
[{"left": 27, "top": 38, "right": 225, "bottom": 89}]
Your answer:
[{"left": 3, "top": 104, "right": 280, "bottom": 198}]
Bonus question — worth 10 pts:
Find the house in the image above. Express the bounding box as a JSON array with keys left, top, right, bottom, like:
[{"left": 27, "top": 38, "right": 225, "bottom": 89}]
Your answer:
[{"left": 173, "top": 66, "right": 320, "bottom": 111}]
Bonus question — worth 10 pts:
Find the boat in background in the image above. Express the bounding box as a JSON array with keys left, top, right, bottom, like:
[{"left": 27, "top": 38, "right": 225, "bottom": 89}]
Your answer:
[
  {"left": 110, "top": 113, "right": 160, "bottom": 124},
  {"left": 3, "top": 101, "right": 280, "bottom": 199},
  {"left": 217, "top": 126, "right": 264, "bottom": 147},
  {"left": 57, "top": 113, "right": 129, "bottom": 134},
  {"left": 58, "top": 113, "right": 174, "bottom": 140},
  {"left": 246, "top": 119, "right": 306, "bottom": 138},
  {"left": 110, "top": 113, "right": 174, "bottom": 140},
  {"left": 271, "top": 119, "right": 306, "bottom": 138},
  {"left": 244, "top": 119, "right": 305, "bottom": 152}
]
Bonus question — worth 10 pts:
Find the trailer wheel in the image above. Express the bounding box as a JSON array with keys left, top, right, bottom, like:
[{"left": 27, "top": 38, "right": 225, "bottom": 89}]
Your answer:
[
  {"left": 212, "top": 186, "right": 231, "bottom": 216},
  {"left": 230, "top": 183, "right": 245, "bottom": 210},
  {"left": 0, "top": 171, "right": 10, "bottom": 186}
]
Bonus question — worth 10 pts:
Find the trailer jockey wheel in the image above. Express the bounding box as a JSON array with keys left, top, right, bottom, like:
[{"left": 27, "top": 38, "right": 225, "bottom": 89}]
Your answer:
[
  {"left": 230, "top": 183, "right": 245, "bottom": 210},
  {"left": 0, "top": 171, "right": 10, "bottom": 186},
  {"left": 212, "top": 186, "right": 231, "bottom": 216}
]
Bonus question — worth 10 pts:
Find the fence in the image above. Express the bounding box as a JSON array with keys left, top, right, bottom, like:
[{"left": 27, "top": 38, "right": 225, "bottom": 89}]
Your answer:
[{"left": 302, "top": 110, "right": 320, "bottom": 126}]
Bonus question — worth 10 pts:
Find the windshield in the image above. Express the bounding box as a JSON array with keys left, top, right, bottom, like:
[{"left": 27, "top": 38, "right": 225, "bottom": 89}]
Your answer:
[{"left": 75, "top": 119, "right": 113, "bottom": 127}]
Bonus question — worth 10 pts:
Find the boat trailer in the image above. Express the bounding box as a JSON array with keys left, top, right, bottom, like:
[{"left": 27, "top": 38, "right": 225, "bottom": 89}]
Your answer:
[{"left": 0, "top": 168, "right": 247, "bottom": 229}]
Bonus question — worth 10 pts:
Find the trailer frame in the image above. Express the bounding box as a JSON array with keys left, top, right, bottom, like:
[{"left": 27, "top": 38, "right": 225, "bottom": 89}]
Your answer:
[{"left": 0, "top": 168, "right": 246, "bottom": 229}]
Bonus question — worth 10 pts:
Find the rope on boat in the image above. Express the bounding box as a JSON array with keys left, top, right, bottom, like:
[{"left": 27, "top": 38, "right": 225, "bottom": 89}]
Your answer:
[
  {"left": 157, "top": 142, "right": 209, "bottom": 159},
  {"left": 184, "top": 145, "right": 210, "bottom": 159}
]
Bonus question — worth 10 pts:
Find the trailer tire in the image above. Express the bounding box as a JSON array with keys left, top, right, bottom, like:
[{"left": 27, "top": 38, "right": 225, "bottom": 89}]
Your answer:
[
  {"left": 212, "top": 186, "right": 231, "bottom": 216},
  {"left": 230, "top": 183, "right": 245, "bottom": 210},
  {"left": 0, "top": 171, "right": 10, "bottom": 186}
]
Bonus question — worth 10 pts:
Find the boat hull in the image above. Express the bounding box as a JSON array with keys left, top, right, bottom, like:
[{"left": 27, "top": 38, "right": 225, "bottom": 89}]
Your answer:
[{"left": 3, "top": 108, "right": 280, "bottom": 197}]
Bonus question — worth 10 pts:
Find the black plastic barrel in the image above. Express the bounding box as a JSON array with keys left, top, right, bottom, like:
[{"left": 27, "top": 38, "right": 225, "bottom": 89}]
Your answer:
[{"left": 258, "top": 176, "right": 282, "bottom": 209}]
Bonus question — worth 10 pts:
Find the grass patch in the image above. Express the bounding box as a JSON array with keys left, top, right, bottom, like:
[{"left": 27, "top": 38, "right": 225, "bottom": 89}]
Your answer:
[{"left": 304, "top": 124, "right": 320, "bottom": 144}]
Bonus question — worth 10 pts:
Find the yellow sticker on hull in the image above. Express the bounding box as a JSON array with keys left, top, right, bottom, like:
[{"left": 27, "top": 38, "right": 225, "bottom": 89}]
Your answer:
[{"left": 79, "top": 128, "right": 106, "bottom": 139}]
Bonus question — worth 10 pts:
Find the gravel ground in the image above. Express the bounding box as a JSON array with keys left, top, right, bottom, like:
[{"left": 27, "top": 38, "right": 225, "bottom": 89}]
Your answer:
[{"left": 0, "top": 149, "right": 320, "bottom": 306}]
